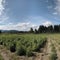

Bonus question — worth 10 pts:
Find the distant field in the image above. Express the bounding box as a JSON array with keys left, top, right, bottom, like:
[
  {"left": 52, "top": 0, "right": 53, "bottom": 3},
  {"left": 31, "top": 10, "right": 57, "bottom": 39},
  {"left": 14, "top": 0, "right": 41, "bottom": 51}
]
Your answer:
[{"left": 0, "top": 33, "right": 60, "bottom": 60}]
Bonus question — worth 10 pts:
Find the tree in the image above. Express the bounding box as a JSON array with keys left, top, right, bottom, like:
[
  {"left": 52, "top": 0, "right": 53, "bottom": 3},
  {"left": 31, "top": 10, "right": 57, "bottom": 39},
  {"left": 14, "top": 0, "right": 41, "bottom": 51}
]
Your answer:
[
  {"left": 34, "top": 29, "right": 38, "bottom": 34},
  {"left": 29, "top": 28, "right": 34, "bottom": 33},
  {"left": 38, "top": 25, "right": 47, "bottom": 33},
  {"left": 47, "top": 25, "right": 53, "bottom": 33},
  {"left": 54, "top": 25, "right": 59, "bottom": 33},
  {"left": 58, "top": 25, "right": 60, "bottom": 32},
  {"left": 0, "top": 30, "right": 2, "bottom": 33}
]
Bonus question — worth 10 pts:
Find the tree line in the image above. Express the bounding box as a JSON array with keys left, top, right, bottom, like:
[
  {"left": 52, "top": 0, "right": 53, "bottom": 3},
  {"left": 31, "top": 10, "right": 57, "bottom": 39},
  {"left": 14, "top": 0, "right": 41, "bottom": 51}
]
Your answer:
[
  {"left": 0, "top": 25, "right": 60, "bottom": 34},
  {"left": 30, "top": 25, "right": 60, "bottom": 33}
]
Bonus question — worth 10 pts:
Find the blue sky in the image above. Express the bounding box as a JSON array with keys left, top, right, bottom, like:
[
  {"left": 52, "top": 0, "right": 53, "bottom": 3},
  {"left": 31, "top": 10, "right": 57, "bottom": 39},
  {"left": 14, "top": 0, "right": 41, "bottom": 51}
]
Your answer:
[{"left": 0, "top": 0, "right": 60, "bottom": 30}]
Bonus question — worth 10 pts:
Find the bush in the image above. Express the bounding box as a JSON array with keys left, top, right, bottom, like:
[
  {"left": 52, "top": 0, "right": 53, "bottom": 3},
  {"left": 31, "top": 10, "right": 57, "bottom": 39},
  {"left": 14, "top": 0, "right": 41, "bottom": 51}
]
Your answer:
[
  {"left": 0, "top": 40, "right": 3, "bottom": 45},
  {"left": 26, "top": 47, "right": 34, "bottom": 57},
  {"left": 50, "top": 44, "right": 57, "bottom": 60},
  {"left": 10, "top": 43, "right": 16, "bottom": 52},
  {"left": 16, "top": 45, "right": 26, "bottom": 56},
  {"left": 50, "top": 53, "right": 57, "bottom": 60}
]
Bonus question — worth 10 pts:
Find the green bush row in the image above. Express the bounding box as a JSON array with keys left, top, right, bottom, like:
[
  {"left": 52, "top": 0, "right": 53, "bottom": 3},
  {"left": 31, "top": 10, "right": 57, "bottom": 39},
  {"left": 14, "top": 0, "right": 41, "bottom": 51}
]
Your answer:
[
  {"left": 50, "top": 44, "right": 57, "bottom": 60},
  {"left": 0, "top": 34, "right": 47, "bottom": 56}
]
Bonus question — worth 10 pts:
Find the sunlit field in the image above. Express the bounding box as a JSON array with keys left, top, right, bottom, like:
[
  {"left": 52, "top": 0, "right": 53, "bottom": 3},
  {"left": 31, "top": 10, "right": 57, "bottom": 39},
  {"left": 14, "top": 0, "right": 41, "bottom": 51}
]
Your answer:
[{"left": 0, "top": 33, "right": 59, "bottom": 60}]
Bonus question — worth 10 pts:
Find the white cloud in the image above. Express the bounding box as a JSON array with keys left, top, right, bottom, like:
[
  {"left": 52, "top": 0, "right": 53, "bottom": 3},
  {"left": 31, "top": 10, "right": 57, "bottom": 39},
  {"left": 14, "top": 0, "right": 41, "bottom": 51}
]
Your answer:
[
  {"left": 42, "top": 21, "right": 53, "bottom": 27},
  {"left": 54, "top": 0, "right": 60, "bottom": 15},
  {"left": 0, "top": 0, "right": 5, "bottom": 15},
  {"left": 0, "top": 22, "right": 38, "bottom": 31},
  {"left": 0, "top": 0, "right": 9, "bottom": 23}
]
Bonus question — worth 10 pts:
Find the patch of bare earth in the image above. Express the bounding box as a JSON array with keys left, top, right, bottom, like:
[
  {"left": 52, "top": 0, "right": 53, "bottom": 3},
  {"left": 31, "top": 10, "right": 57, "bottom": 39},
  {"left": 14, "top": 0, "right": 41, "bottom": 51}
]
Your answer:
[{"left": 0, "top": 46, "right": 10, "bottom": 60}]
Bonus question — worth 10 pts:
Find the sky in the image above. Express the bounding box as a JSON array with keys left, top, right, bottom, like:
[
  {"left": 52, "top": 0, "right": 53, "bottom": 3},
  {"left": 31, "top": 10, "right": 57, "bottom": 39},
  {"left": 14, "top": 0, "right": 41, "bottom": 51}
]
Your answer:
[{"left": 0, "top": 0, "right": 60, "bottom": 31}]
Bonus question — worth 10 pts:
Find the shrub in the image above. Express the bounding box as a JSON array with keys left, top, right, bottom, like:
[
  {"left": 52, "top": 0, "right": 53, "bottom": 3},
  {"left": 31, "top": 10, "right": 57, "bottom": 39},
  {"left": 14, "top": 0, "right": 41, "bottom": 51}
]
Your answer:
[
  {"left": 16, "top": 45, "right": 26, "bottom": 56},
  {"left": 10, "top": 43, "right": 16, "bottom": 52}
]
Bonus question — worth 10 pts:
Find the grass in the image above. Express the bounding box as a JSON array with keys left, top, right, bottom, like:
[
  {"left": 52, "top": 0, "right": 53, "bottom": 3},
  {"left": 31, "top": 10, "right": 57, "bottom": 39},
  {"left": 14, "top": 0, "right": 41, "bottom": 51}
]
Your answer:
[
  {"left": 50, "top": 45, "right": 57, "bottom": 60},
  {"left": 0, "top": 54, "right": 4, "bottom": 60}
]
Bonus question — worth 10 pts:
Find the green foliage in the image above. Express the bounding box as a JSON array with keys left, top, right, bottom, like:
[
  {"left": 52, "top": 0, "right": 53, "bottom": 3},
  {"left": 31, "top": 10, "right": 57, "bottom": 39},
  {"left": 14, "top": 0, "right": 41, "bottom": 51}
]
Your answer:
[
  {"left": 26, "top": 47, "right": 33, "bottom": 57},
  {"left": 16, "top": 44, "right": 26, "bottom": 56},
  {"left": 50, "top": 53, "right": 57, "bottom": 60},
  {"left": 0, "top": 34, "right": 47, "bottom": 56},
  {"left": 50, "top": 44, "right": 57, "bottom": 60},
  {"left": 0, "top": 54, "right": 4, "bottom": 60}
]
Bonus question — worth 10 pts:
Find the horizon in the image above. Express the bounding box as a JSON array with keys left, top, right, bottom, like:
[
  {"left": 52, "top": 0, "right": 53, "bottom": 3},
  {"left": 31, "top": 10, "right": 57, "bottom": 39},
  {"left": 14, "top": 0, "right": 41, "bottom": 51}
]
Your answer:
[{"left": 0, "top": 0, "right": 60, "bottom": 31}]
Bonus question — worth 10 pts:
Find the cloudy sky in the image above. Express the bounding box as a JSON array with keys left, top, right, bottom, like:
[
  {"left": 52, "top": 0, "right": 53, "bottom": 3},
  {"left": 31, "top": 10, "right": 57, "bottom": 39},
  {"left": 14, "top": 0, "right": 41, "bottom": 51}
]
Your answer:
[{"left": 0, "top": 0, "right": 60, "bottom": 31}]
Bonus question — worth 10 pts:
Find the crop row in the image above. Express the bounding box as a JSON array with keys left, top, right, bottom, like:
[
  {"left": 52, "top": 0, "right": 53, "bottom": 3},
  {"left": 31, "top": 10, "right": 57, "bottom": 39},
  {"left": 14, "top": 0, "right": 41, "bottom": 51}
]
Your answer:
[
  {"left": 50, "top": 43, "right": 57, "bottom": 60},
  {"left": 0, "top": 34, "right": 47, "bottom": 56}
]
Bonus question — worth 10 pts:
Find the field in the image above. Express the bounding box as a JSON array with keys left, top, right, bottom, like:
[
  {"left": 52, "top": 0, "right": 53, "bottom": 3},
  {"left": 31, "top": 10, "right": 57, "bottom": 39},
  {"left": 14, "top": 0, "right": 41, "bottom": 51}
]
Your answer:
[{"left": 0, "top": 33, "right": 60, "bottom": 60}]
